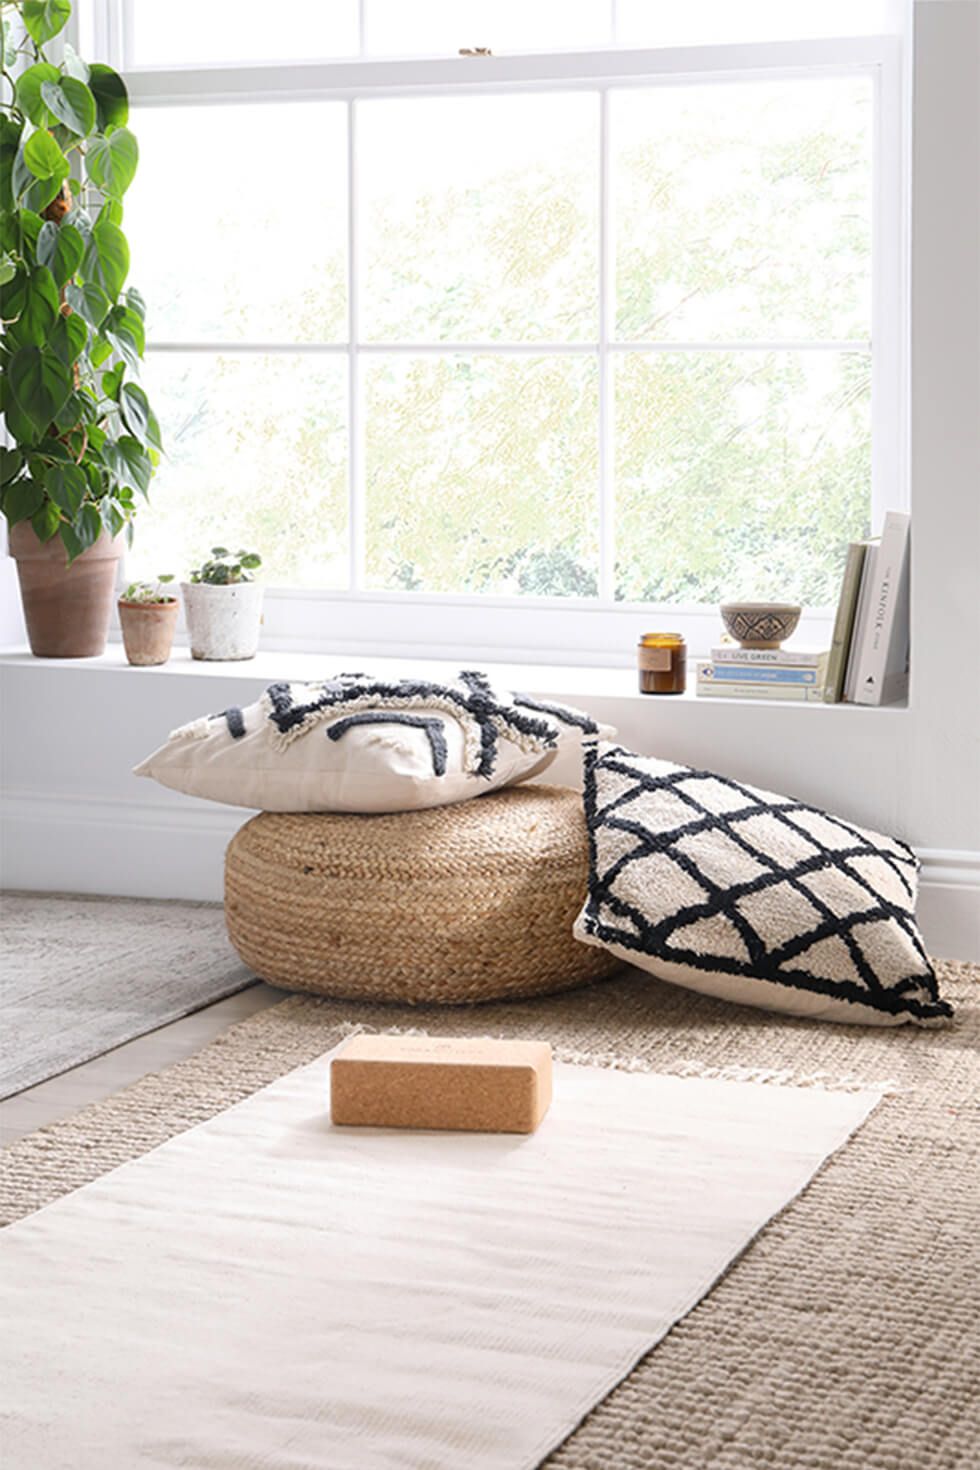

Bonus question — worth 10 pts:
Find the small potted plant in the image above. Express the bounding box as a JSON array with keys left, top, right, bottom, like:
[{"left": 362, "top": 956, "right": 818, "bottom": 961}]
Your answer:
[
  {"left": 117, "top": 575, "right": 178, "bottom": 666},
  {"left": 181, "top": 547, "right": 263, "bottom": 661}
]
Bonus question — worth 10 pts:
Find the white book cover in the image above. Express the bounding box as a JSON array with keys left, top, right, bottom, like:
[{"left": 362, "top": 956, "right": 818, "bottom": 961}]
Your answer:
[
  {"left": 853, "top": 512, "right": 911, "bottom": 706},
  {"left": 710, "top": 646, "right": 828, "bottom": 668},
  {"left": 844, "top": 542, "right": 880, "bottom": 702}
]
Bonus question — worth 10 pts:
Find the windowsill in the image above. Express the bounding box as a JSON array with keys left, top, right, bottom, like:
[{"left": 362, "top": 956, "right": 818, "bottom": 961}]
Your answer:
[{"left": 0, "top": 644, "right": 910, "bottom": 711}]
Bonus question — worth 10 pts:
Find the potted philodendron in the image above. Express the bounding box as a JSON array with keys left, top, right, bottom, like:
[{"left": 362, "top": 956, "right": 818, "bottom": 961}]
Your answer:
[
  {"left": 117, "top": 573, "right": 177, "bottom": 666},
  {"left": 182, "top": 547, "right": 263, "bottom": 661},
  {"left": 0, "top": 0, "right": 160, "bottom": 657}
]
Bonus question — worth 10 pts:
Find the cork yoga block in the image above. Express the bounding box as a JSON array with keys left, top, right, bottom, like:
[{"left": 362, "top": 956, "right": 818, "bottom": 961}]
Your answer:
[
  {"left": 330, "top": 1035, "right": 553, "bottom": 1133},
  {"left": 224, "top": 786, "right": 623, "bottom": 1005}
]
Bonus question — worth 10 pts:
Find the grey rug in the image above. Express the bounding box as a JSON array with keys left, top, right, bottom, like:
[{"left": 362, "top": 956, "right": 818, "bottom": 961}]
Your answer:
[{"left": 0, "top": 892, "right": 252, "bottom": 1100}]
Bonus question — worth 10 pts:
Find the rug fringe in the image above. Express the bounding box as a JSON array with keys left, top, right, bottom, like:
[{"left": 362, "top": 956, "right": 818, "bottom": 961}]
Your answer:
[{"left": 326, "top": 1023, "right": 900, "bottom": 1095}]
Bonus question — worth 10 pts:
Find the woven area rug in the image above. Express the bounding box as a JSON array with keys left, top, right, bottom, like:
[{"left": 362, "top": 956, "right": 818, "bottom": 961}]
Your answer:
[
  {"left": 0, "top": 893, "right": 251, "bottom": 1098},
  {"left": 2, "top": 960, "right": 978, "bottom": 1469}
]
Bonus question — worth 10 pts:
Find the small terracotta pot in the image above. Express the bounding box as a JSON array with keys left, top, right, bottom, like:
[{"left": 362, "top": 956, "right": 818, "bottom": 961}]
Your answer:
[
  {"left": 8, "top": 522, "right": 124, "bottom": 658},
  {"left": 118, "top": 598, "right": 179, "bottom": 667}
]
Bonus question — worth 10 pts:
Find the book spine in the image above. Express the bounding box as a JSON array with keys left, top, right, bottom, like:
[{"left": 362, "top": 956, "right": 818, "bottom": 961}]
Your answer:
[
  {"left": 823, "top": 541, "right": 868, "bottom": 703},
  {"left": 711, "top": 646, "right": 826, "bottom": 668},
  {"left": 700, "top": 664, "right": 820, "bottom": 686},
  {"left": 695, "top": 679, "right": 824, "bottom": 703},
  {"left": 854, "top": 512, "right": 911, "bottom": 707},
  {"left": 844, "top": 544, "right": 879, "bottom": 702}
]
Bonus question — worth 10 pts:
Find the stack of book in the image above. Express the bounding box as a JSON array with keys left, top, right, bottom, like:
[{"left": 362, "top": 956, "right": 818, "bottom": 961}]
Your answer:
[
  {"left": 696, "top": 647, "right": 829, "bottom": 702},
  {"left": 697, "top": 511, "right": 911, "bottom": 706}
]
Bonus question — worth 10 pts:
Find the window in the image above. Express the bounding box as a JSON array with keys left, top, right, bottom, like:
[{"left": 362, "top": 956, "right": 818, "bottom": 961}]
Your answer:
[{"left": 91, "top": 3, "right": 904, "bottom": 659}]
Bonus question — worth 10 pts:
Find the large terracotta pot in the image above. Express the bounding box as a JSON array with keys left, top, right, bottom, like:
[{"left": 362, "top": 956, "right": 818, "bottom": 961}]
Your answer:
[
  {"left": 117, "top": 598, "right": 179, "bottom": 667},
  {"left": 8, "top": 522, "right": 124, "bottom": 658}
]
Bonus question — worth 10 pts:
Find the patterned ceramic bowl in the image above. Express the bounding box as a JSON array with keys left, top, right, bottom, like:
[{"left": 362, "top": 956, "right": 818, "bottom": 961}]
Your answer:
[{"left": 720, "top": 602, "right": 802, "bottom": 649}]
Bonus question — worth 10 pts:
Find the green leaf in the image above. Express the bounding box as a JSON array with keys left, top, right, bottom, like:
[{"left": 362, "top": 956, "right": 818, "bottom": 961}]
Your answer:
[
  {"left": 104, "top": 496, "right": 126, "bottom": 538},
  {"left": 83, "top": 217, "right": 129, "bottom": 301},
  {"left": 3, "top": 399, "right": 39, "bottom": 443},
  {"left": 59, "top": 520, "right": 84, "bottom": 562},
  {"left": 22, "top": 172, "right": 63, "bottom": 215},
  {"left": 97, "top": 198, "right": 123, "bottom": 228},
  {"left": 0, "top": 120, "right": 21, "bottom": 210},
  {"left": 103, "top": 434, "right": 152, "bottom": 496},
  {"left": 7, "top": 344, "right": 73, "bottom": 434},
  {"left": 53, "top": 389, "right": 84, "bottom": 432},
  {"left": 7, "top": 265, "right": 59, "bottom": 348},
  {"left": 105, "top": 303, "right": 145, "bottom": 355},
  {"left": 66, "top": 279, "right": 111, "bottom": 329},
  {"left": 3, "top": 476, "right": 45, "bottom": 526},
  {"left": 36, "top": 220, "right": 84, "bottom": 288},
  {"left": 120, "top": 382, "right": 161, "bottom": 449},
  {"left": 83, "top": 459, "right": 104, "bottom": 498},
  {"left": 125, "top": 286, "right": 146, "bottom": 321},
  {"left": 101, "top": 361, "right": 124, "bottom": 401},
  {"left": 14, "top": 63, "right": 60, "bottom": 129},
  {"left": 22, "top": 0, "right": 71, "bottom": 45},
  {"left": 33, "top": 436, "right": 74, "bottom": 463},
  {"left": 62, "top": 45, "right": 91, "bottom": 86},
  {"left": 86, "top": 128, "right": 138, "bottom": 199},
  {"left": 40, "top": 78, "right": 97, "bottom": 139},
  {"left": 0, "top": 252, "right": 16, "bottom": 286},
  {"left": 0, "top": 447, "right": 24, "bottom": 485},
  {"left": 32, "top": 498, "right": 62, "bottom": 542},
  {"left": 75, "top": 501, "right": 103, "bottom": 548},
  {"left": 88, "top": 333, "right": 111, "bottom": 367},
  {"left": 18, "top": 209, "right": 44, "bottom": 251},
  {"left": 23, "top": 130, "right": 69, "bottom": 183},
  {"left": 45, "top": 461, "right": 86, "bottom": 515},
  {"left": 87, "top": 65, "right": 129, "bottom": 132}
]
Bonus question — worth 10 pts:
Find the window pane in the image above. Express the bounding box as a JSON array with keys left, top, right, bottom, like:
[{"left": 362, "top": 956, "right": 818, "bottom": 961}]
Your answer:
[
  {"left": 360, "top": 94, "right": 598, "bottom": 342},
  {"left": 128, "top": 1, "right": 359, "bottom": 67},
  {"left": 126, "top": 103, "right": 347, "bottom": 343},
  {"left": 365, "top": 1, "right": 611, "bottom": 57},
  {"left": 616, "top": 0, "right": 900, "bottom": 46},
  {"left": 614, "top": 352, "right": 871, "bottom": 606},
  {"left": 613, "top": 80, "right": 872, "bottom": 342},
  {"left": 364, "top": 355, "right": 598, "bottom": 595},
  {"left": 130, "top": 355, "right": 348, "bottom": 588}
]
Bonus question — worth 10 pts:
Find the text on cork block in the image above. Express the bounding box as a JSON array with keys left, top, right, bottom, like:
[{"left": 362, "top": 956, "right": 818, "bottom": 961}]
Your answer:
[{"left": 330, "top": 1035, "right": 552, "bottom": 1134}]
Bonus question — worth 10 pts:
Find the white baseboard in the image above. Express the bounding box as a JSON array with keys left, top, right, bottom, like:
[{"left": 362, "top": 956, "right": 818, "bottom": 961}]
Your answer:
[{"left": 2, "top": 791, "right": 978, "bottom": 962}]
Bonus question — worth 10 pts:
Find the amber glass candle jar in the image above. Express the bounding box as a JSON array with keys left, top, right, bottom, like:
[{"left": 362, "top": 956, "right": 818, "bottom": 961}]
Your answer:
[{"left": 637, "top": 632, "right": 687, "bottom": 695}]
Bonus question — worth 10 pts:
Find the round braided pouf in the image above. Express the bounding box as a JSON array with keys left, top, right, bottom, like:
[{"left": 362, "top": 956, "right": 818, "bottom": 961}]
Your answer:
[{"left": 224, "top": 785, "right": 622, "bottom": 1004}]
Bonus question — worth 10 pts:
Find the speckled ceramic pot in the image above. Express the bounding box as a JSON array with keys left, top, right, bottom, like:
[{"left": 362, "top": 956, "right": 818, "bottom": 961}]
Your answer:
[{"left": 181, "top": 580, "right": 263, "bottom": 661}]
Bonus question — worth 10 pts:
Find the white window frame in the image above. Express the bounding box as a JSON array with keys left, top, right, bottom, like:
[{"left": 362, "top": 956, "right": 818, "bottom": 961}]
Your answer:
[{"left": 82, "top": 8, "right": 907, "bottom": 665}]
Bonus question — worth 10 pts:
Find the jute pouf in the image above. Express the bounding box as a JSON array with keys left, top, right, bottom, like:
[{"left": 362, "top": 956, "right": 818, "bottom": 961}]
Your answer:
[{"left": 224, "top": 785, "right": 622, "bottom": 1004}]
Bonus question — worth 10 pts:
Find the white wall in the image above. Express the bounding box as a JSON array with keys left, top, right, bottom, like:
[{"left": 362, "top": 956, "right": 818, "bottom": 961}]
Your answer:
[{"left": 1, "top": 1, "right": 978, "bottom": 958}]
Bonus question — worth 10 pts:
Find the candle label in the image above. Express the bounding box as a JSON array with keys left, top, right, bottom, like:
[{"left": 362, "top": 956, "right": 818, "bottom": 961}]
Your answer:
[{"left": 638, "top": 647, "right": 673, "bottom": 672}]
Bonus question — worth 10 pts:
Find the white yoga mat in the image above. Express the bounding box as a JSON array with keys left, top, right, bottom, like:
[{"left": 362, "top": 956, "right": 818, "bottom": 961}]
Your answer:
[{"left": 0, "top": 1049, "right": 878, "bottom": 1470}]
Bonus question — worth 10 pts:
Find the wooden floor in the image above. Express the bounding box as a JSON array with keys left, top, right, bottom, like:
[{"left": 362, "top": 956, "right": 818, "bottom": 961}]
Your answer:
[{"left": 0, "top": 983, "right": 282, "bottom": 1147}]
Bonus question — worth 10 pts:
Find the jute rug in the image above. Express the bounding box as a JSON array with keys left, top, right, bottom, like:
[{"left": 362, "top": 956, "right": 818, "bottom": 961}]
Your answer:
[
  {"left": 2, "top": 960, "right": 978, "bottom": 1469},
  {"left": 0, "top": 892, "right": 251, "bottom": 1098}
]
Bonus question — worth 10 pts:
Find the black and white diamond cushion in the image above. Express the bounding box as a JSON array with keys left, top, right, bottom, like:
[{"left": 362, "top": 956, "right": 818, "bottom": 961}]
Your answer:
[{"left": 574, "top": 743, "right": 953, "bottom": 1026}]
